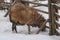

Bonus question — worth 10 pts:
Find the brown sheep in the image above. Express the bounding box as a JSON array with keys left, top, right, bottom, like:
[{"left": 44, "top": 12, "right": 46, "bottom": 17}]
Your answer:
[{"left": 9, "top": 3, "right": 46, "bottom": 34}]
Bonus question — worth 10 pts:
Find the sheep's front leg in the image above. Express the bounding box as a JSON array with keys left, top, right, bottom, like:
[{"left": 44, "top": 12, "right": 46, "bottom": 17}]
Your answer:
[
  {"left": 28, "top": 25, "right": 31, "bottom": 34},
  {"left": 12, "top": 23, "right": 17, "bottom": 33}
]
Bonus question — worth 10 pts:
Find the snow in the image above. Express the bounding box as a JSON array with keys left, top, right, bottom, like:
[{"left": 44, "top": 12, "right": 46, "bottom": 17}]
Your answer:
[
  {"left": 0, "top": 33, "right": 60, "bottom": 40},
  {"left": 4, "top": 0, "right": 10, "bottom": 3},
  {"left": 0, "top": 0, "right": 60, "bottom": 40}
]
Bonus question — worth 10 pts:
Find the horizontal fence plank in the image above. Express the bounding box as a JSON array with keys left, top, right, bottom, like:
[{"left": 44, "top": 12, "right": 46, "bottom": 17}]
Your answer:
[
  {"left": 57, "top": 6, "right": 60, "bottom": 9},
  {"left": 34, "top": 8, "right": 48, "bottom": 14},
  {"left": 56, "top": 14, "right": 60, "bottom": 18},
  {"left": 22, "top": 0, "right": 48, "bottom": 7},
  {"left": 55, "top": 22, "right": 60, "bottom": 26}
]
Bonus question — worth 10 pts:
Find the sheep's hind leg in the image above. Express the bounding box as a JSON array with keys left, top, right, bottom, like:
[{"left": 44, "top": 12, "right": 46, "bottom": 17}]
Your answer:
[
  {"left": 27, "top": 25, "right": 31, "bottom": 34},
  {"left": 12, "top": 22, "right": 17, "bottom": 33}
]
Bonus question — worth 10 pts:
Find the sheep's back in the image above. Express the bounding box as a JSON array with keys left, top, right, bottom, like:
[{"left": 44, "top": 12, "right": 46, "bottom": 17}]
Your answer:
[{"left": 9, "top": 3, "right": 42, "bottom": 25}]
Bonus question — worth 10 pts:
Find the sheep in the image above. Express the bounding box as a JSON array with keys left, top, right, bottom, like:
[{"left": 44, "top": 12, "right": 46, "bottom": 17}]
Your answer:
[{"left": 8, "top": 3, "right": 47, "bottom": 34}]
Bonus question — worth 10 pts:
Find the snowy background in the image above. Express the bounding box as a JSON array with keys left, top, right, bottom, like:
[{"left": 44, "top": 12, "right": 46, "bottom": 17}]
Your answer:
[{"left": 0, "top": 0, "right": 60, "bottom": 40}]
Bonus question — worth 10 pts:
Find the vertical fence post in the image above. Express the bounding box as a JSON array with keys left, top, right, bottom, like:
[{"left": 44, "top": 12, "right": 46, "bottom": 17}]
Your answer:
[{"left": 48, "top": 0, "right": 60, "bottom": 35}]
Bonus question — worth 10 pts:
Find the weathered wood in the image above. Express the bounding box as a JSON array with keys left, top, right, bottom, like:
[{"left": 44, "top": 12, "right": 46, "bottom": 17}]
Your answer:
[
  {"left": 0, "top": 0, "right": 4, "bottom": 3},
  {"left": 0, "top": 0, "right": 5, "bottom": 10},
  {"left": 48, "top": 0, "right": 60, "bottom": 35}
]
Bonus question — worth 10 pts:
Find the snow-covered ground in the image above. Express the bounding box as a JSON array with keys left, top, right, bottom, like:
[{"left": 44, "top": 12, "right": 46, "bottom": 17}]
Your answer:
[
  {"left": 0, "top": 7, "right": 60, "bottom": 40},
  {"left": 0, "top": 0, "right": 60, "bottom": 40},
  {"left": 0, "top": 10, "right": 60, "bottom": 40}
]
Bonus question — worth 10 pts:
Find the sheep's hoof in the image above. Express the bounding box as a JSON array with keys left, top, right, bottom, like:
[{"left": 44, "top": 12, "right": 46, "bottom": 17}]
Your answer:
[
  {"left": 41, "top": 29, "right": 46, "bottom": 32},
  {"left": 12, "top": 31, "right": 16, "bottom": 33},
  {"left": 28, "top": 32, "right": 31, "bottom": 34},
  {"left": 15, "top": 30, "right": 17, "bottom": 33}
]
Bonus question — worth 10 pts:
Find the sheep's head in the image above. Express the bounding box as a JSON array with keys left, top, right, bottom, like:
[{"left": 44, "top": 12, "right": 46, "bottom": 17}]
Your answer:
[{"left": 36, "top": 15, "right": 46, "bottom": 27}]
